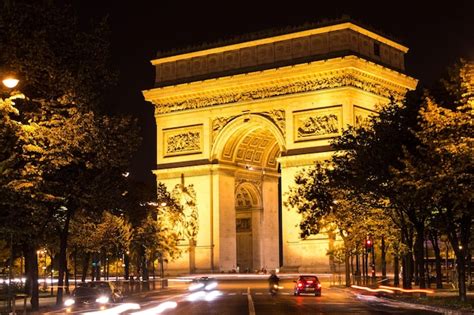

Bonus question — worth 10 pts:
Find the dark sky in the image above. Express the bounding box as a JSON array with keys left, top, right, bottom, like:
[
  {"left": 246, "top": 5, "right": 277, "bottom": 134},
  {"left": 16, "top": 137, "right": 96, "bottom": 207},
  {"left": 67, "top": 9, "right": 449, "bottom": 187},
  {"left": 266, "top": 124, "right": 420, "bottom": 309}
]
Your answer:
[{"left": 72, "top": 1, "right": 473, "bottom": 184}]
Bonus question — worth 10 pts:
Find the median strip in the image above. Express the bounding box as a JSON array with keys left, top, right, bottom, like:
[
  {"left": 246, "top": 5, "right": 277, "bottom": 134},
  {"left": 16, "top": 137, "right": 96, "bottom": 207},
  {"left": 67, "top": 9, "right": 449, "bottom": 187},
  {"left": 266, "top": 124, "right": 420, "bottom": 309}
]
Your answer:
[{"left": 247, "top": 287, "right": 256, "bottom": 315}]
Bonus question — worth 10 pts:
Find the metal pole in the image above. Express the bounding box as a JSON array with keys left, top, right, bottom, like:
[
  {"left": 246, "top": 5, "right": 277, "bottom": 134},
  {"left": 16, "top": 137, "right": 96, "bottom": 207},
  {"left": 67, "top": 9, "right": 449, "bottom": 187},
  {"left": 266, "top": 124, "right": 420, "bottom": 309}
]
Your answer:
[
  {"left": 43, "top": 250, "right": 47, "bottom": 290},
  {"left": 371, "top": 243, "right": 376, "bottom": 279},
  {"left": 445, "top": 242, "right": 449, "bottom": 282}
]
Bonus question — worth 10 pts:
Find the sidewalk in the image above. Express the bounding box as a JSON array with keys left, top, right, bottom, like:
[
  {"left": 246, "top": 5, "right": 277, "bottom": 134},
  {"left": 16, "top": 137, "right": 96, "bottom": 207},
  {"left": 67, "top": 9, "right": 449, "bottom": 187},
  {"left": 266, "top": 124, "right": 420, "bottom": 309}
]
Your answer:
[{"left": 349, "top": 285, "right": 474, "bottom": 315}]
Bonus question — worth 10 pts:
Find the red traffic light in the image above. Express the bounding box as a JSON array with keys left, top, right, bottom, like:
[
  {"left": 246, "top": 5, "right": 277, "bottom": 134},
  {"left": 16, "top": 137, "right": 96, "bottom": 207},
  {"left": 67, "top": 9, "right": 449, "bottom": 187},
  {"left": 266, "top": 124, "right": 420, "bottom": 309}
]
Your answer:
[{"left": 365, "top": 239, "right": 372, "bottom": 247}]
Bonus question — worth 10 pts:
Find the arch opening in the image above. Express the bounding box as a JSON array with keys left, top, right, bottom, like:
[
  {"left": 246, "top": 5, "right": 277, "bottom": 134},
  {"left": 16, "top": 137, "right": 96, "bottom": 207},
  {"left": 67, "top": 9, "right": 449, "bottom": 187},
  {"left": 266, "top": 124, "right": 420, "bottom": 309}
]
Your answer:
[{"left": 213, "top": 114, "right": 284, "bottom": 272}]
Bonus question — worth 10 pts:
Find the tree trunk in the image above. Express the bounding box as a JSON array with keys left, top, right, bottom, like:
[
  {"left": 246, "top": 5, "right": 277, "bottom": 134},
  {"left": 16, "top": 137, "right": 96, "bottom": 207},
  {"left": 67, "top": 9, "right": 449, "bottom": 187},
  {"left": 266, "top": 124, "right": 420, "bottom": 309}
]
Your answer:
[
  {"left": 394, "top": 254, "right": 400, "bottom": 286},
  {"left": 401, "top": 227, "right": 412, "bottom": 288},
  {"left": 429, "top": 231, "right": 443, "bottom": 289},
  {"left": 23, "top": 243, "right": 39, "bottom": 311},
  {"left": 345, "top": 250, "right": 351, "bottom": 287},
  {"left": 65, "top": 268, "right": 70, "bottom": 294},
  {"left": 94, "top": 252, "right": 101, "bottom": 280},
  {"left": 141, "top": 246, "right": 149, "bottom": 281},
  {"left": 56, "top": 212, "right": 71, "bottom": 306},
  {"left": 81, "top": 252, "right": 90, "bottom": 282},
  {"left": 414, "top": 224, "right": 426, "bottom": 289},
  {"left": 381, "top": 236, "right": 387, "bottom": 279},
  {"left": 456, "top": 253, "right": 467, "bottom": 302},
  {"left": 124, "top": 252, "right": 130, "bottom": 280}
]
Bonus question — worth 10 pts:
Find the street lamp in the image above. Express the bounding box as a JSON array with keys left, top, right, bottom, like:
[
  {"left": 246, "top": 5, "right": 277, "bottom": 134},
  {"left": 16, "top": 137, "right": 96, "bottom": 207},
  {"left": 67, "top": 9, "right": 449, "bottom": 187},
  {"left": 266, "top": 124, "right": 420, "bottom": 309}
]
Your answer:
[
  {"left": 2, "top": 73, "right": 20, "bottom": 313},
  {"left": 2, "top": 77, "right": 19, "bottom": 89}
]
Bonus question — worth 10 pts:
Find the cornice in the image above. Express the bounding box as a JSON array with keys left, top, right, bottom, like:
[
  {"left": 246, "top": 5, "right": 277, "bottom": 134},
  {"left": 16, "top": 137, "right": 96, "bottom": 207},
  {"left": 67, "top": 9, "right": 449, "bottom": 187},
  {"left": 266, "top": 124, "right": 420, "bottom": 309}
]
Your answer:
[{"left": 144, "top": 56, "right": 417, "bottom": 115}]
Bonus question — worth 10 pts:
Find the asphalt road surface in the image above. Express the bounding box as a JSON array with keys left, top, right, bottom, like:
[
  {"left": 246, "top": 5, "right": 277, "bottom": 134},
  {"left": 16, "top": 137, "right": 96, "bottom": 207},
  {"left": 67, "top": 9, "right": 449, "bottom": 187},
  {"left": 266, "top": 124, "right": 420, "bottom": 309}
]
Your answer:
[{"left": 47, "top": 278, "right": 441, "bottom": 314}]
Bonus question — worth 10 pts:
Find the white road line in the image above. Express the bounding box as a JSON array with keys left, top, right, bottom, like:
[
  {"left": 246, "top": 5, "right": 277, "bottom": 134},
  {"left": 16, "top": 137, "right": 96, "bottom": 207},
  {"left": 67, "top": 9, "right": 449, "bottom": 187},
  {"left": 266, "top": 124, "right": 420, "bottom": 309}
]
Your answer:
[
  {"left": 229, "top": 293, "right": 236, "bottom": 295},
  {"left": 247, "top": 287, "right": 256, "bottom": 315},
  {"left": 255, "top": 292, "right": 262, "bottom": 295}
]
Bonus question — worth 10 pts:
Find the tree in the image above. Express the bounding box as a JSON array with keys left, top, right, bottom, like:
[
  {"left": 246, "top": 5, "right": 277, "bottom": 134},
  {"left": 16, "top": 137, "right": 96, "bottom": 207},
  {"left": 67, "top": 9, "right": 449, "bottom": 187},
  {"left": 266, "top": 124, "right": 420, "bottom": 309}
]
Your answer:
[
  {"left": 0, "top": 2, "right": 140, "bottom": 307},
  {"left": 396, "top": 60, "right": 473, "bottom": 300},
  {"left": 328, "top": 91, "right": 434, "bottom": 289},
  {"left": 286, "top": 162, "right": 397, "bottom": 286}
]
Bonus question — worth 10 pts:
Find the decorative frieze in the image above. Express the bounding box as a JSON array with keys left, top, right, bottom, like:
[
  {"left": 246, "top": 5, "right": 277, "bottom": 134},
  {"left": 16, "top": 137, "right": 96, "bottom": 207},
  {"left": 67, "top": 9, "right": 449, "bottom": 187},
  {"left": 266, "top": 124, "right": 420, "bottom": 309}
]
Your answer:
[
  {"left": 163, "top": 125, "right": 202, "bottom": 157},
  {"left": 152, "top": 69, "right": 405, "bottom": 114}
]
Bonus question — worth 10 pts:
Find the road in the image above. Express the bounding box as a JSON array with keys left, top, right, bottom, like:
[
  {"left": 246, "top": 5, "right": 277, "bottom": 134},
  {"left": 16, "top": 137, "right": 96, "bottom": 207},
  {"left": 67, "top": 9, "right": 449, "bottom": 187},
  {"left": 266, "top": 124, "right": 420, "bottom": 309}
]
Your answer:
[{"left": 47, "top": 278, "right": 441, "bottom": 314}]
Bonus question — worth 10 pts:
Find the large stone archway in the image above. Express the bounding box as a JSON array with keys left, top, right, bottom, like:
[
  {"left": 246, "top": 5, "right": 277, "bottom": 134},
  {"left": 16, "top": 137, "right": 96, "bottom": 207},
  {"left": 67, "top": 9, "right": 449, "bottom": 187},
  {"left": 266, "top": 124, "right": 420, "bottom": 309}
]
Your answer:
[
  {"left": 144, "top": 20, "right": 417, "bottom": 274},
  {"left": 213, "top": 114, "right": 284, "bottom": 272}
]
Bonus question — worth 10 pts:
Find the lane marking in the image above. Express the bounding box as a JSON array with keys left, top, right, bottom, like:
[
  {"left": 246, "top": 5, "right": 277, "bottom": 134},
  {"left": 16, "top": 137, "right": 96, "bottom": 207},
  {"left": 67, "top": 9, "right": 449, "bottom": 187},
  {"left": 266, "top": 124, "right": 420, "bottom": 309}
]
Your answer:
[
  {"left": 255, "top": 292, "right": 262, "bottom": 295},
  {"left": 229, "top": 293, "right": 236, "bottom": 295},
  {"left": 247, "top": 287, "right": 256, "bottom": 315}
]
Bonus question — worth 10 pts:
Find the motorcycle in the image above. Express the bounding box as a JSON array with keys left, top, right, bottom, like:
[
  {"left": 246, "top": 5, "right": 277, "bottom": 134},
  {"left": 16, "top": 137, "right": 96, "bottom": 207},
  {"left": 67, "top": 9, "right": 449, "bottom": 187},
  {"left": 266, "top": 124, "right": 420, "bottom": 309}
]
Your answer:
[{"left": 269, "top": 283, "right": 279, "bottom": 296}]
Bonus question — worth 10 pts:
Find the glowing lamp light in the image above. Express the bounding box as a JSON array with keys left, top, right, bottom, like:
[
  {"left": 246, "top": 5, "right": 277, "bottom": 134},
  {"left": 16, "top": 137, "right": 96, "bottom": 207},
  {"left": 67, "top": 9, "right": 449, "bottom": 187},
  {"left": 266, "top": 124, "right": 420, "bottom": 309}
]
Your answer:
[
  {"left": 2, "top": 78, "right": 19, "bottom": 88},
  {"left": 188, "top": 282, "right": 204, "bottom": 291},
  {"left": 204, "top": 282, "right": 218, "bottom": 290},
  {"left": 64, "top": 298, "right": 75, "bottom": 307},
  {"left": 96, "top": 296, "right": 109, "bottom": 304}
]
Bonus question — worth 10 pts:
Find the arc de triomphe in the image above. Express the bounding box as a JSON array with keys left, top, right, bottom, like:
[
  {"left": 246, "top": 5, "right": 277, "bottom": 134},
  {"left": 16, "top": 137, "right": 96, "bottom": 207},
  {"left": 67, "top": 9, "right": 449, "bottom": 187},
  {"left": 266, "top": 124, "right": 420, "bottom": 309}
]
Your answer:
[{"left": 143, "top": 20, "right": 417, "bottom": 274}]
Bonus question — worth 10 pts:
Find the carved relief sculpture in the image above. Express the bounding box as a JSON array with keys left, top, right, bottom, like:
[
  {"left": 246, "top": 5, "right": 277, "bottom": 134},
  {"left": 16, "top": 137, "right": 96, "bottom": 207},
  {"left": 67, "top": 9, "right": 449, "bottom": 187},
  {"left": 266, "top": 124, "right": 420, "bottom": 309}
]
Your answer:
[
  {"left": 294, "top": 106, "right": 342, "bottom": 141},
  {"left": 172, "top": 183, "right": 199, "bottom": 243},
  {"left": 164, "top": 125, "right": 202, "bottom": 156}
]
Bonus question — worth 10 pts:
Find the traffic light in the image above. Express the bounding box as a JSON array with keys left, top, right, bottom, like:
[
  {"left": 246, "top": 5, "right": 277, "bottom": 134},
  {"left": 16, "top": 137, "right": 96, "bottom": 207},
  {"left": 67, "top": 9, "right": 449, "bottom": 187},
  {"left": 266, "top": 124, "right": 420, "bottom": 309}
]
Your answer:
[{"left": 365, "top": 239, "right": 373, "bottom": 253}]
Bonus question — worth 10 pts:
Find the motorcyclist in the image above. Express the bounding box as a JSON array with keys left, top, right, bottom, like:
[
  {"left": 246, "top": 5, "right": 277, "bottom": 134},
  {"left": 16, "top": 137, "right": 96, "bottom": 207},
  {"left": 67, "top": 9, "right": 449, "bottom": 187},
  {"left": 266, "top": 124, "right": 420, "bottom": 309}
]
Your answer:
[{"left": 268, "top": 270, "right": 280, "bottom": 295}]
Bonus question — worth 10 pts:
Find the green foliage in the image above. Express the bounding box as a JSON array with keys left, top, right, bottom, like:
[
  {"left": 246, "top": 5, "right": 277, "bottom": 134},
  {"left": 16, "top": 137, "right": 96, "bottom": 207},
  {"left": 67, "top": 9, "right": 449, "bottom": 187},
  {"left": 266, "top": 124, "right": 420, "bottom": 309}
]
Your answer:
[{"left": 286, "top": 163, "right": 334, "bottom": 238}]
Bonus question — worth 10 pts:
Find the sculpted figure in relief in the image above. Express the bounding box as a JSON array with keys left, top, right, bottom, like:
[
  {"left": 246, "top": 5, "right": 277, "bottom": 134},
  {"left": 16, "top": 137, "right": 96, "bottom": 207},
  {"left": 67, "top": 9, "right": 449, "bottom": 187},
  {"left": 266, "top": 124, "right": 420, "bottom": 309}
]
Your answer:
[
  {"left": 166, "top": 131, "right": 200, "bottom": 154},
  {"left": 297, "top": 114, "right": 339, "bottom": 138}
]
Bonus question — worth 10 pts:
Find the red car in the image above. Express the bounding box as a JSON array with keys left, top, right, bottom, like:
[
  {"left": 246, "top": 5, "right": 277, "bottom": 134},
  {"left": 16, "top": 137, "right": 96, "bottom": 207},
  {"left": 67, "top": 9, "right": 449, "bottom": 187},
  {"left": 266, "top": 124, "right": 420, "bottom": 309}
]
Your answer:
[{"left": 294, "top": 275, "right": 322, "bottom": 296}]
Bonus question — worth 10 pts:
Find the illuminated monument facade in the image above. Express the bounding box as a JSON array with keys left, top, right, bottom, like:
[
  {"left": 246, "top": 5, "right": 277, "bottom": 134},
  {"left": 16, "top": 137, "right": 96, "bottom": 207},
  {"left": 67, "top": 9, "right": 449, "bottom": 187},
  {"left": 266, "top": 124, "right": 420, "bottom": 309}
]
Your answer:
[{"left": 143, "top": 20, "right": 417, "bottom": 274}]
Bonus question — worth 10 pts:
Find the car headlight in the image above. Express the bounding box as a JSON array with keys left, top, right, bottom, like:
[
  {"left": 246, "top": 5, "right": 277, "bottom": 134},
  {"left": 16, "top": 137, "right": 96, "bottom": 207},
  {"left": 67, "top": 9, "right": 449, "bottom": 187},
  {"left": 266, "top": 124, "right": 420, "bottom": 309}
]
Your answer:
[
  {"left": 189, "top": 283, "right": 205, "bottom": 291},
  {"left": 96, "top": 296, "right": 110, "bottom": 304},
  {"left": 205, "top": 282, "right": 218, "bottom": 290},
  {"left": 64, "top": 298, "right": 75, "bottom": 307}
]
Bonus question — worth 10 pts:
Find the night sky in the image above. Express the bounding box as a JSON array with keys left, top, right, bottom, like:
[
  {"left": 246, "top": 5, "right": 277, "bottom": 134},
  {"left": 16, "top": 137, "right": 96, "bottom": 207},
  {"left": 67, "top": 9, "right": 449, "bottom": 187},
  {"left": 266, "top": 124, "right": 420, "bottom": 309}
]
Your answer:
[{"left": 71, "top": 1, "right": 473, "bottom": 184}]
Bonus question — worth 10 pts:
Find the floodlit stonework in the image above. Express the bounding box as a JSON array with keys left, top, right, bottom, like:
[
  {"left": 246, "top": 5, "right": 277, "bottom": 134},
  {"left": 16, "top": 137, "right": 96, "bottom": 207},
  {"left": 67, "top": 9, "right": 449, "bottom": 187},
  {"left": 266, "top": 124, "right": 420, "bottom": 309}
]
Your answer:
[{"left": 143, "top": 20, "right": 417, "bottom": 274}]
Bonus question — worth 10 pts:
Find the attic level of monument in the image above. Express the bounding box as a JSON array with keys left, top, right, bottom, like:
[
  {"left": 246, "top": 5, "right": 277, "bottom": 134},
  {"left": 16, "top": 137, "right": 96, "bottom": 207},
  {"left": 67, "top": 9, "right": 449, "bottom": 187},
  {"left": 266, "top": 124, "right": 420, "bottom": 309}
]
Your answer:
[{"left": 150, "top": 22, "right": 409, "bottom": 87}]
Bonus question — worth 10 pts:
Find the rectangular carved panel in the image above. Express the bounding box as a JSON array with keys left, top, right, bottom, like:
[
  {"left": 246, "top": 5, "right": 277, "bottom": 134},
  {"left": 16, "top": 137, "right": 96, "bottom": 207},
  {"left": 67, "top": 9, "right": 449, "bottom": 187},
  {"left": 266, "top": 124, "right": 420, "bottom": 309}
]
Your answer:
[
  {"left": 293, "top": 105, "right": 342, "bottom": 142},
  {"left": 163, "top": 124, "right": 203, "bottom": 157}
]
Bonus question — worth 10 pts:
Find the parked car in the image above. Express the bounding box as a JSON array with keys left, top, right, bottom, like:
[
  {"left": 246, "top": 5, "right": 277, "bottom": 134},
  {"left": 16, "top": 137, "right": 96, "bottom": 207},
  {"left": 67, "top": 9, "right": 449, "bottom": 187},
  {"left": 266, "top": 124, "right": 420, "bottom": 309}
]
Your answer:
[
  {"left": 188, "top": 276, "right": 218, "bottom": 291},
  {"left": 293, "top": 275, "right": 322, "bottom": 296},
  {"left": 64, "top": 281, "right": 123, "bottom": 309}
]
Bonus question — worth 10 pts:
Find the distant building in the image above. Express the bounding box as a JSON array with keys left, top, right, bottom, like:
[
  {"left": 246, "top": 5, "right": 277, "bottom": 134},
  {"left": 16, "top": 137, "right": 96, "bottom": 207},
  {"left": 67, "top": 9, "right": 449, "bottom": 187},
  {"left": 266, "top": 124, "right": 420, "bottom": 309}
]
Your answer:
[{"left": 143, "top": 19, "right": 417, "bottom": 274}]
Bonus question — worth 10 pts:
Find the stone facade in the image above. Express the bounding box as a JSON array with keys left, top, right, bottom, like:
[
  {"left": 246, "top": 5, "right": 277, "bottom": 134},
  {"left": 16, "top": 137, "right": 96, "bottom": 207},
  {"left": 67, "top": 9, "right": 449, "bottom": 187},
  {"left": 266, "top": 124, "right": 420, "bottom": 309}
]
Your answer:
[{"left": 143, "top": 21, "right": 417, "bottom": 275}]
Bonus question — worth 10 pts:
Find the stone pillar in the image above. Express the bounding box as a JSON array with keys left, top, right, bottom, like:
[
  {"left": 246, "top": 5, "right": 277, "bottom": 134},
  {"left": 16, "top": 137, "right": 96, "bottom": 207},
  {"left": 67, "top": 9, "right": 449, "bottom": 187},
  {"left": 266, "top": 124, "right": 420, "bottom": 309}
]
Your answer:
[
  {"left": 261, "top": 174, "right": 280, "bottom": 270},
  {"left": 215, "top": 168, "right": 236, "bottom": 271}
]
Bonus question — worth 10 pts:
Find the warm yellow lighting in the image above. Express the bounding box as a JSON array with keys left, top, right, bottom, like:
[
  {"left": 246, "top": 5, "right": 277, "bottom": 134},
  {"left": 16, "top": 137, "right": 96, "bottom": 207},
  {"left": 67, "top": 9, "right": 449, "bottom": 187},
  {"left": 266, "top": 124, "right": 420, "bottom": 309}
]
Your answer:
[
  {"left": 351, "top": 285, "right": 395, "bottom": 294},
  {"left": 2, "top": 78, "right": 19, "bottom": 89},
  {"left": 379, "top": 285, "right": 434, "bottom": 294},
  {"left": 160, "top": 202, "right": 167, "bottom": 207}
]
